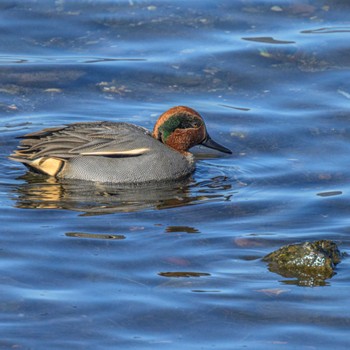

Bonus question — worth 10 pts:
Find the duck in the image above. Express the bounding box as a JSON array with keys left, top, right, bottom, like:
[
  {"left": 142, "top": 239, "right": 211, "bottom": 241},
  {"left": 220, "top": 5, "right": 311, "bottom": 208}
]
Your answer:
[{"left": 9, "top": 106, "right": 232, "bottom": 183}]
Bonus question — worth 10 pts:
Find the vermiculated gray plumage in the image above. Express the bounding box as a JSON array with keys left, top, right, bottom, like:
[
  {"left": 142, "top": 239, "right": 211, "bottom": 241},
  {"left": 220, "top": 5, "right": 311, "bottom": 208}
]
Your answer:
[{"left": 10, "top": 121, "right": 194, "bottom": 183}]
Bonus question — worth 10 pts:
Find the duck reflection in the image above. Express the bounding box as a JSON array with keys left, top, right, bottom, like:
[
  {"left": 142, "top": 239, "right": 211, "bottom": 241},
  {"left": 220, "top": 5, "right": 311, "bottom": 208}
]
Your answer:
[{"left": 12, "top": 172, "right": 233, "bottom": 215}]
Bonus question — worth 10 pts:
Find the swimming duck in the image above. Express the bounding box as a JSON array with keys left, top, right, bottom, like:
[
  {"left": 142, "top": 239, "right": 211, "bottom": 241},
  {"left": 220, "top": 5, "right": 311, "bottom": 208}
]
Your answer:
[{"left": 10, "top": 106, "right": 231, "bottom": 183}]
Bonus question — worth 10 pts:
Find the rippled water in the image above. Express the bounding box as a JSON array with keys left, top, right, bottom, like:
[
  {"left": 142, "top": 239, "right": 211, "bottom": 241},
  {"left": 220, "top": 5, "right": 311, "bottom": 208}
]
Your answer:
[{"left": 1, "top": 1, "right": 350, "bottom": 349}]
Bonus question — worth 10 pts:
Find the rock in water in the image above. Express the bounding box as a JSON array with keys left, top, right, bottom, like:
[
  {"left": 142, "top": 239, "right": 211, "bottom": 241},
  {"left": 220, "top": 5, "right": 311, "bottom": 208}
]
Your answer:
[{"left": 263, "top": 240, "right": 341, "bottom": 286}]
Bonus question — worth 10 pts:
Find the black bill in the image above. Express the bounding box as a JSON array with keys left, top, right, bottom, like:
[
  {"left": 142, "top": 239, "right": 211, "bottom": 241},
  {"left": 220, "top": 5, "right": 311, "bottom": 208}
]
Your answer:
[{"left": 201, "top": 135, "right": 232, "bottom": 154}]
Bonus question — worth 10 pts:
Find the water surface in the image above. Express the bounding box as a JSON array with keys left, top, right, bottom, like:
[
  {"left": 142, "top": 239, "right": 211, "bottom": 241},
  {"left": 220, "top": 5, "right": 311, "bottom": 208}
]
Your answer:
[{"left": 1, "top": 1, "right": 350, "bottom": 349}]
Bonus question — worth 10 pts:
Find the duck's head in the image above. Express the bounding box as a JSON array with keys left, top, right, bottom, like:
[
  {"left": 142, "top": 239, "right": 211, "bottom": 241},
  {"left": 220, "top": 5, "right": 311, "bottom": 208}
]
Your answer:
[{"left": 152, "top": 106, "right": 232, "bottom": 154}]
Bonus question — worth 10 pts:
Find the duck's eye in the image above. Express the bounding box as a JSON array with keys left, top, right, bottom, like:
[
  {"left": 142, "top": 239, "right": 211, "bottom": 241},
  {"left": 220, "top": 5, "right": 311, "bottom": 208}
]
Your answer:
[
  {"left": 191, "top": 120, "right": 202, "bottom": 128},
  {"left": 179, "top": 118, "right": 203, "bottom": 129}
]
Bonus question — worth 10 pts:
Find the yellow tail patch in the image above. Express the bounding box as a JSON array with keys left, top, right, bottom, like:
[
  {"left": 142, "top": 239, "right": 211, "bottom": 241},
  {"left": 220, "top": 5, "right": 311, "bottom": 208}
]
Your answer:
[{"left": 31, "top": 157, "right": 64, "bottom": 176}]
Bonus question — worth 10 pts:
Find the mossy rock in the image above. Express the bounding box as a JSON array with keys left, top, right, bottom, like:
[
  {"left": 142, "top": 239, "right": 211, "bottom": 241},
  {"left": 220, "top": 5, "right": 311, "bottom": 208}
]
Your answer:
[{"left": 263, "top": 240, "right": 341, "bottom": 285}]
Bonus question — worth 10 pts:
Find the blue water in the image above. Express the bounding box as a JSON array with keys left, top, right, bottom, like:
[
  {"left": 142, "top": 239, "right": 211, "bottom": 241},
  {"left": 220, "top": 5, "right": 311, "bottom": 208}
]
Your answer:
[{"left": 1, "top": 1, "right": 350, "bottom": 349}]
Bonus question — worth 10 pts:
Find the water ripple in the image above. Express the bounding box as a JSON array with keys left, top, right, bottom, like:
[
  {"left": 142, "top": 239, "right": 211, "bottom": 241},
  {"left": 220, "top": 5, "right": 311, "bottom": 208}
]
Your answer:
[{"left": 1, "top": 1, "right": 350, "bottom": 349}]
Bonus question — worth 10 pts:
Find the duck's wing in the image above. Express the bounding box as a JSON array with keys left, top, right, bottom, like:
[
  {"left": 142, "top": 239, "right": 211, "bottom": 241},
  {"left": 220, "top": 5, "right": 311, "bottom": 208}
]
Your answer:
[{"left": 9, "top": 122, "right": 154, "bottom": 176}]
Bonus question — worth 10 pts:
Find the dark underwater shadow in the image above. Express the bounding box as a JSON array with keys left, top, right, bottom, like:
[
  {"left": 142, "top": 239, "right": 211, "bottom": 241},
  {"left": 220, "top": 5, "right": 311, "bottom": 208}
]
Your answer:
[{"left": 11, "top": 172, "right": 236, "bottom": 215}]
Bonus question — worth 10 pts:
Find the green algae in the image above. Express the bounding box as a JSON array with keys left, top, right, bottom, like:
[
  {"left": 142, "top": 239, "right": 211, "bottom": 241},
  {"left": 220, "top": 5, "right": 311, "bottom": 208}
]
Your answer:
[{"left": 263, "top": 240, "right": 342, "bottom": 286}]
